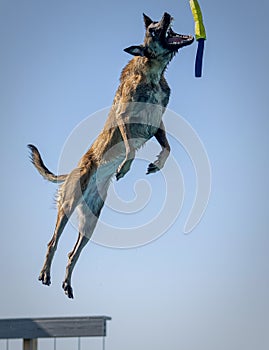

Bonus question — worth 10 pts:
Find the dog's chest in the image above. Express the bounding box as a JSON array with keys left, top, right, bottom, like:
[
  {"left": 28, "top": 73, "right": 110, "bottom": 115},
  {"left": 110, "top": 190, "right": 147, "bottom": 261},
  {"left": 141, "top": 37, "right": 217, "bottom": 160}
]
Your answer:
[
  {"left": 139, "top": 78, "right": 168, "bottom": 105},
  {"left": 148, "top": 84, "right": 166, "bottom": 106},
  {"left": 129, "top": 82, "right": 167, "bottom": 141}
]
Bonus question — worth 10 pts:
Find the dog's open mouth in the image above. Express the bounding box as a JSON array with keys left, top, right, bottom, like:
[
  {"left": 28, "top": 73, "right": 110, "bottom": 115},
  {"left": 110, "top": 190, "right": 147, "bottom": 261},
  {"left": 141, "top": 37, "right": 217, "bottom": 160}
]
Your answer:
[
  {"left": 166, "top": 28, "right": 194, "bottom": 48},
  {"left": 160, "top": 12, "right": 194, "bottom": 50}
]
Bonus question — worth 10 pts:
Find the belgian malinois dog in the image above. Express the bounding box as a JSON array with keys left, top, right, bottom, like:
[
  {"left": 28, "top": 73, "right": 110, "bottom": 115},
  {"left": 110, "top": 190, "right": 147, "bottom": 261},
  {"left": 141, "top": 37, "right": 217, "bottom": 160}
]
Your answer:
[{"left": 28, "top": 12, "right": 194, "bottom": 298}]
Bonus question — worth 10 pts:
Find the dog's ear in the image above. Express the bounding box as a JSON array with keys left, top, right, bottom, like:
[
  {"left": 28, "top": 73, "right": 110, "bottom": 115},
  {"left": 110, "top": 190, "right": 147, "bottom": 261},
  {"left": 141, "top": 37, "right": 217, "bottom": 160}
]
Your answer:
[
  {"left": 124, "top": 45, "right": 145, "bottom": 57},
  {"left": 143, "top": 13, "right": 153, "bottom": 28}
]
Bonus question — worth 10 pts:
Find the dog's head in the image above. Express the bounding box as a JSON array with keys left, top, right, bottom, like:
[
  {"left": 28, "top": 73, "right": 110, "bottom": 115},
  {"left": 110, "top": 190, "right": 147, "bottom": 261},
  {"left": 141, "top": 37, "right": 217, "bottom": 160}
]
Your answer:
[{"left": 124, "top": 12, "right": 194, "bottom": 61}]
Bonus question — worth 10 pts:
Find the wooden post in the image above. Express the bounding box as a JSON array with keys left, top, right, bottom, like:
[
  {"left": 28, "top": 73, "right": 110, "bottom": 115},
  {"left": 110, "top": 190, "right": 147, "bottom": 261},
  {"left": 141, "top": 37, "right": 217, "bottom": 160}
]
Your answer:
[{"left": 23, "top": 339, "right": 37, "bottom": 350}]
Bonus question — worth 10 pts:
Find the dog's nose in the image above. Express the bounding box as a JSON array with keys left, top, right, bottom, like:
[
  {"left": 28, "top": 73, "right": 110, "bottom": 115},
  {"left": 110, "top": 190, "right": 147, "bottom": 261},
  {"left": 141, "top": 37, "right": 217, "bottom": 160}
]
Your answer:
[{"left": 162, "top": 12, "right": 171, "bottom": 21}]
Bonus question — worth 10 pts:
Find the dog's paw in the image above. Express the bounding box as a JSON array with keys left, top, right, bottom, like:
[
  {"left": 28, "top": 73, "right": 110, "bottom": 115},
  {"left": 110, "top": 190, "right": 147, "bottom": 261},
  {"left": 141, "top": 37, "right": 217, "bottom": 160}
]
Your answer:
[
  {"left": 38, "top": 271, "right": 51, "bottom": 286},
  {"left": 146, "top": 162, "right": 160, "bottom": 175},
  {"left": 116, "top": 169, "right": 125, "bottom": 181},
  {"left": 62, "top": 282, "right": 74, "bottom": 299},
  {"left": 116, "top": 160, "right": 132, "bottom": 180}
]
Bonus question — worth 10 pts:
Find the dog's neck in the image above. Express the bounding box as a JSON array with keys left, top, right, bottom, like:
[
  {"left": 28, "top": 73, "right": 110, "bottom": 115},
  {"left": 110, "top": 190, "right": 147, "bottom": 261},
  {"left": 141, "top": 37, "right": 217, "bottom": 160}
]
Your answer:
[{"left": 133, "top": 56, "right": 171, "bottom": 84}]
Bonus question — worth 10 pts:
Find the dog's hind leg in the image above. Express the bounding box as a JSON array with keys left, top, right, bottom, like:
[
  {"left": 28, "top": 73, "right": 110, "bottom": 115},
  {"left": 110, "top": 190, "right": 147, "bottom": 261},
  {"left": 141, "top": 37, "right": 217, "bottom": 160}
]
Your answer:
[
  {"left": 38, "top": 168, "right": 86, "bottom": 287},
  {"left": 62, "top": 174, "right": 110, "bottom": 298},
  {"left": 39, "top": 208, "right": 68, "bottom": 286},
  {"left": 62, "top": 204, "right": 101, "bottom": 299},
  {"left": 62, "top": 197, "right": 105, "bottom": 298},
  {"left": 62, "top": 232, "right": 89, "bottom": 298}
]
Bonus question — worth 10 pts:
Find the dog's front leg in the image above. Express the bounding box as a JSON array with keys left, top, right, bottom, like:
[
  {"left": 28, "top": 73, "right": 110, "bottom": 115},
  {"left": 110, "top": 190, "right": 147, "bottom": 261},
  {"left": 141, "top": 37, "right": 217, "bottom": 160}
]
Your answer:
[
  {"left": 116, "top": 113, "right": 135, "bottom": 180},
  {"left": 147, "top": 121, "right": 171, "bottom": 174}
]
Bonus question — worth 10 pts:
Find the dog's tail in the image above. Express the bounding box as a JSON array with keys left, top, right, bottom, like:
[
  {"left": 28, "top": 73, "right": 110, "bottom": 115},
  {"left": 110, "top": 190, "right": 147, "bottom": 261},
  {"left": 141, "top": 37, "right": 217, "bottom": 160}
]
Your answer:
[{"left": 28, "top": 144, "right": 67, "bottom": 183}]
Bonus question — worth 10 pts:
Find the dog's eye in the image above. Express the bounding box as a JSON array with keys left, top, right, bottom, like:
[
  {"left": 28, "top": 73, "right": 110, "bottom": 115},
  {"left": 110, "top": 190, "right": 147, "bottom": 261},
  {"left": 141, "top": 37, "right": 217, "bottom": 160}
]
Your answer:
[{"left": 149, "top": 28, "right": 157, "bottom": 37}]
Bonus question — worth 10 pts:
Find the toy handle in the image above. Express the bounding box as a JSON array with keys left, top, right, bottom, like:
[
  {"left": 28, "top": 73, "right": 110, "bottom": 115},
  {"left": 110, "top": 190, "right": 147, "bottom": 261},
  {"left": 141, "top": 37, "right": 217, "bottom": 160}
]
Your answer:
[{"left": 195, "top": 38, "right": 205, "bottom": 78}]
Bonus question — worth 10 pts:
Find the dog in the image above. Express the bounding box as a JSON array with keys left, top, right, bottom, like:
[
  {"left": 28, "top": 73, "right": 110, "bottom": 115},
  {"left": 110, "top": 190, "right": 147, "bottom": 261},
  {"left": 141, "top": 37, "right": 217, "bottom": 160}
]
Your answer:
[{"left": 28, "top": 12, "right": 194, "bottom": 298}]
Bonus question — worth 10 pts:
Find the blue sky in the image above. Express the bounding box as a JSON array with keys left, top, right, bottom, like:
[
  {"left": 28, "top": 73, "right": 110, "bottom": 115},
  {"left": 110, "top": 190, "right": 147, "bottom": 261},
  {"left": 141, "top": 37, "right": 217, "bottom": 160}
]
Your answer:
[{"left": 0, "top": 0, "right": 269, "bottom": 349}]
